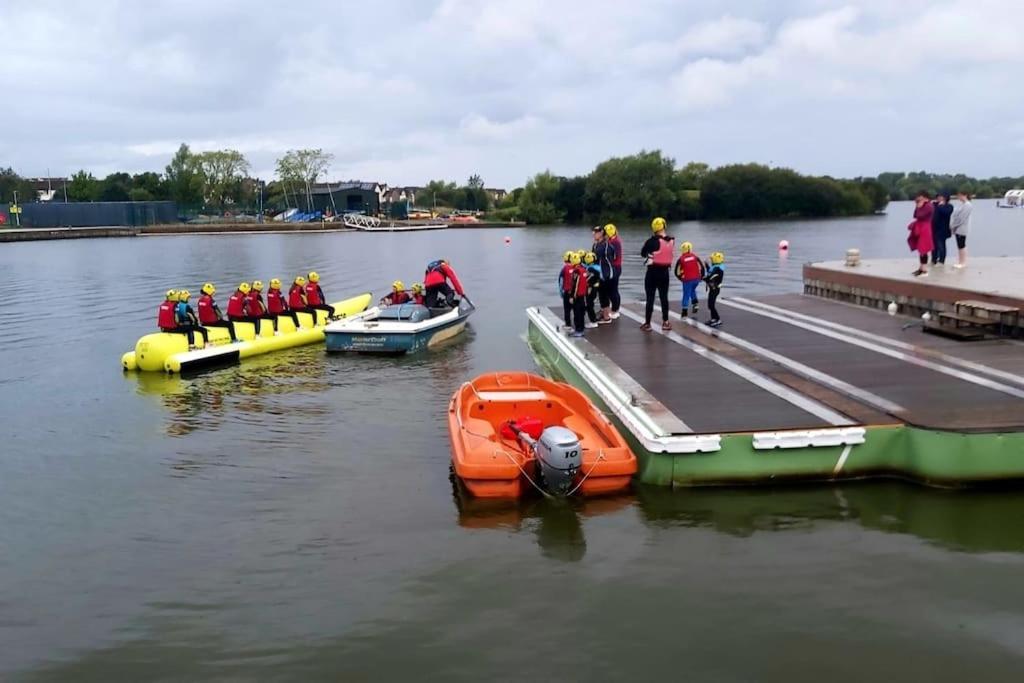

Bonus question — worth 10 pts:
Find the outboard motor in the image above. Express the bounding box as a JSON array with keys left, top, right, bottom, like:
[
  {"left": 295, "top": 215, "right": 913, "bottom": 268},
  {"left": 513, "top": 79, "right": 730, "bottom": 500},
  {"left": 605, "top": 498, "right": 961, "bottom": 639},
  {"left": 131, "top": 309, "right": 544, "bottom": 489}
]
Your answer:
[{"left": 534, "top": 426, "right": 582, "bottom": 496}]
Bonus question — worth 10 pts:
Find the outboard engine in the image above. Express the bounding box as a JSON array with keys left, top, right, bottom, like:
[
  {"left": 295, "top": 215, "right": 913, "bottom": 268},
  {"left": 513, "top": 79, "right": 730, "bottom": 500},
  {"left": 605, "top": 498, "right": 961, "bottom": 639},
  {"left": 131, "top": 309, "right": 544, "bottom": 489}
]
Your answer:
[{"left": 534, "top": 426, "right": 582, "bottom": 496}]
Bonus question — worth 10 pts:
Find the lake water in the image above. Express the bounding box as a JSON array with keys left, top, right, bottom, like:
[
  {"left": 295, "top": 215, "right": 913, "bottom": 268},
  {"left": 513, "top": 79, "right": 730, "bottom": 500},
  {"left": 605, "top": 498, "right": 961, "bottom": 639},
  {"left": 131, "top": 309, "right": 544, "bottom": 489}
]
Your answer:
[{"left": 2, "top": 201, "right": 1023, "bottom": 681}]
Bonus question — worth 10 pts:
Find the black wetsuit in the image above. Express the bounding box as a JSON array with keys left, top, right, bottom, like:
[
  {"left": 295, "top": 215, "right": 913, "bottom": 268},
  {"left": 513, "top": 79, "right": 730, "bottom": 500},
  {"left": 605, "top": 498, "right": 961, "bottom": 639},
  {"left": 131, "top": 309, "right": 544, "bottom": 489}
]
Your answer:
[
  {"left": 640, "top": 234, "right": 673, "bottom": 325},
  {"left": 705, "top": 264, "right": 725, "bottom": 323}
]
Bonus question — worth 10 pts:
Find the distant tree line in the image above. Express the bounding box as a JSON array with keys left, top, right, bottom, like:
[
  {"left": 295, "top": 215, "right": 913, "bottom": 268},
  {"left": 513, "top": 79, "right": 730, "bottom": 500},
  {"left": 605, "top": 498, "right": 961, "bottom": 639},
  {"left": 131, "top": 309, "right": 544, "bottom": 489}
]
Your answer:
[
  {"left": 416, "top": 174, "right": 492, "bottom": 212},
  {"left": 500, "top": 151, "right": 893, "bottom": 224},
  {"left": 874, "top": 171, "right": 1023, "bottom": 201}
]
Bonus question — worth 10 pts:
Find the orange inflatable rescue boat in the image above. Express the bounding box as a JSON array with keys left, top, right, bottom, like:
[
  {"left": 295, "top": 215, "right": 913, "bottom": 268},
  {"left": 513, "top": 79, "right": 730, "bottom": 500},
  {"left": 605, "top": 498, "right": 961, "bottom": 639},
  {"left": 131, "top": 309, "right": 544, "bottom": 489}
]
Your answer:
[{"left": 448, "top": 372, "right": 637, "bottom": 498}]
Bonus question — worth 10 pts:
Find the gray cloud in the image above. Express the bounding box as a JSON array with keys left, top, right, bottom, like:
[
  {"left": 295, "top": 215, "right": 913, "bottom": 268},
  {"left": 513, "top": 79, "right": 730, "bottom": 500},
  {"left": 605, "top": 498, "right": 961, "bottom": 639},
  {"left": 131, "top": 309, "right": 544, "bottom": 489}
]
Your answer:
[{"left": 2, "top": 0, "right": 1021, "bottom": 187}]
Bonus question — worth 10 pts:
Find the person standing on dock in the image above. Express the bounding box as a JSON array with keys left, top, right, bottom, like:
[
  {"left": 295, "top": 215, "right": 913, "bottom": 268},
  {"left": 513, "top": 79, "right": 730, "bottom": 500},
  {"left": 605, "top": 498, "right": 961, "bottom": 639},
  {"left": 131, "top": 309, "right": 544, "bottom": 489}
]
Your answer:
[
  {"left": 640, "top": 217, "right": 675, "bottom": 331},
  {"left": 604, "top": 224, "right": 623, "bottom": 319},
  {"left": 267, "top": 278, "right": 301, "bottom": 331},
  {"left": 931, "top": 192, "right": 953, "bottom": 265},
  {"left": 950, "top": 190, "right": 973, "bottom": 269},
  {"left": 304, "top": 272, "right": 336, "bottom": 320},
  {"left": 592, "top": 226, "right": 615, "bottom": 324},
  {"left": 567, "top": 252, "right": 588, "bottom": 338},
  {"left": 423, "top": 259, "right": 465, "bottom": 308},
  {"left": 704, "top": 252, "right": 725, "bottom": 327},
  {"left": 558, "top": 251, "right": 574, "bottom": 329},
  {"left": 583, "top": 251, "right": 602, "bottom": 328},
  {"left": 907, "top": 191, "right": 934, "bottom": 277},
  {"left": 674, "top": 241, "right": 706, "bottom": 318},
  {"left": 197, "top": 283, "right": 237, "bottom": 342}
]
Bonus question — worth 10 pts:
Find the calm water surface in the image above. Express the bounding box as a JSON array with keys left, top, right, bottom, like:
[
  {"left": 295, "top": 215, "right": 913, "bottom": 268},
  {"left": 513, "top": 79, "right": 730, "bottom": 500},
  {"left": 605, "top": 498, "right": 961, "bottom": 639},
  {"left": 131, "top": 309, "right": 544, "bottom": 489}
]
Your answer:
[{"left": 2, "top": 202, "right": 1023, "bottom": 681}]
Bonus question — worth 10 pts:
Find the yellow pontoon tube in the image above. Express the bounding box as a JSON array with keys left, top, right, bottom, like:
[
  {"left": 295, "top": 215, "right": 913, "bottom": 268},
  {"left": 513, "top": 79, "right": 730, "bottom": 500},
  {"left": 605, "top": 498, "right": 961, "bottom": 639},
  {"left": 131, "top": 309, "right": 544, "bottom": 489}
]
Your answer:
[{"left": 122, "top": 293, "right": 372, "bottom": 373}]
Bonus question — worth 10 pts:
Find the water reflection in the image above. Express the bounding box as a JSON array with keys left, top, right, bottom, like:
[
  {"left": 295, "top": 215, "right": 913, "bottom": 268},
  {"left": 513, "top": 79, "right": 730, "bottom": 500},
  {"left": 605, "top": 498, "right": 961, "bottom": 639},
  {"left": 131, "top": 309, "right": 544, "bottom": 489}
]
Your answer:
[{"left": 635, "top": 482, "right": 1024, "bottom": 554}]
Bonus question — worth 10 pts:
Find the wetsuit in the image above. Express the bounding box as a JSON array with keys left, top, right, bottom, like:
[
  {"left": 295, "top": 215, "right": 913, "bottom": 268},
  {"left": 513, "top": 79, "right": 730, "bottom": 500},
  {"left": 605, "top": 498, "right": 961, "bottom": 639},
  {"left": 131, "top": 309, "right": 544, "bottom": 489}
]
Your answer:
[
  {"left": 305, "top": 282, "right": 335, "bottom": 319},
  {"left": 424, "top": 261, "right": 464, "bottom": 308},
  {"left": 569, "top": 265, "right": 588, "bottom": 334},
  {"left": 175, "top": 301, "right": 209, "bottom": 347},
  {"left": 705, "top": 263, "right": 725, "bottom": 325},
  {"left": 197, "top": 294, "right": 237, "bottom": 341},
  {"left": 931, "top": 201, "right": 953, "bottom": 264},
  {"left": 267, "top": 287, "right": 300, "bottom": 330},
  {"left": 674, "top": 251, "right": 706, "bottom": 317},
  {"left": 593, "top": 241, "right": 613, "bottom": 309},
  {"left": 606, "top": 236, "right": 622, "bottom": 313},
  {"left": 641, "top": 234, "right": 675, "bottom": 326},
  {"left": 558, "top": 263, "right": 574, "bottom": 326},
  {"left": 585, "top": 263, "right": 601, "bottom": 323}
]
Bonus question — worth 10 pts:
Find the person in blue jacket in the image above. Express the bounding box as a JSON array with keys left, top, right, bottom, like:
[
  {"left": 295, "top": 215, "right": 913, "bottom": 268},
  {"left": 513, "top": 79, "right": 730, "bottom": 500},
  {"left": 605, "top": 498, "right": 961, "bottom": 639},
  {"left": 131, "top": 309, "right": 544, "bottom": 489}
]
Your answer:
[
  {"left": 583, "top": 251, "right": 602, "bottom": 328},
  {"left": 175, "top": 289, "right": 209, "bottom": 348},
  {"left": 591, "top": 225, "right": 617, "bottom": 323},
  {"left": 704, "top": 252, "right": 725, "bottom": 327}
]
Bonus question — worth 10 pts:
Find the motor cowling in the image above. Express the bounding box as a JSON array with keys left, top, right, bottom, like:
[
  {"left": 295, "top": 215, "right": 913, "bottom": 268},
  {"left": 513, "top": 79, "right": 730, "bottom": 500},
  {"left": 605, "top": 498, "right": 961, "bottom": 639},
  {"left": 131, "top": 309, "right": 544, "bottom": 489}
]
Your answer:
[{"left": 535, "top": 426, "right": 582, "bottom": 496}]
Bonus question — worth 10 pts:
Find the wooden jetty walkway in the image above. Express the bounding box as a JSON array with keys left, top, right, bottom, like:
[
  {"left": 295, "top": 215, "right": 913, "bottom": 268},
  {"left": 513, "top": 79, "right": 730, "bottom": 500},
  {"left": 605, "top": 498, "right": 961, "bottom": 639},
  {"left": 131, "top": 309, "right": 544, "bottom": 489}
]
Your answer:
[{"left": 527, "top": 257, "right": 1024, "bottom": 488}]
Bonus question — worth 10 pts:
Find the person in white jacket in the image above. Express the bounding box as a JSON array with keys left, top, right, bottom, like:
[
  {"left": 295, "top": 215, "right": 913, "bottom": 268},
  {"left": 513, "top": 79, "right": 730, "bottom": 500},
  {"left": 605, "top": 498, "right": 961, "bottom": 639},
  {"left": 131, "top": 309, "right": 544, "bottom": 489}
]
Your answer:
[{"left": 950, "top": 190, "right": 973, "bottom": 269}]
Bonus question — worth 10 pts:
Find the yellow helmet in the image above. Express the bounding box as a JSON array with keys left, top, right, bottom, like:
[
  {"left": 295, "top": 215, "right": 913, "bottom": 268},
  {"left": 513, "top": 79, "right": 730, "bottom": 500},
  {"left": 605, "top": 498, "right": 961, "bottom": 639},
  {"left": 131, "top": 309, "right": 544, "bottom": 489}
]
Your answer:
[
  {"left": 201, "top": 282, "right": 215, "bottom": 296},
  {"left": 392, "top": 280, "right": 405, "bottom": 291},
  {"left": 604, "top": 223, "right": 617, "bottom": 237},
  {"left": 651, "top": 217, "right": 667, "bottom": 232},
  {"left": 269, "top": 278, "right": 281, "bottom": 289},
  {"left": 583, "top": 251, "right": 596, "bottom": 264},
  {"left": 177, "top": 289, "right": 191, "bottom": 301},
  {"left": 562, "top": 250, "right": 573, "bottom": 263},
  {"left": 294, "top": 275, "right": 306, "bottom": 286},
  {"left": 710, "top": 251, "right": 725, "bottom": 265},
  {"left": 680, "top": 241, "right": 693, "bottom": 253},
  {"left": 308, "top": 271, "right": 320, "bottom": 283},
  {"left": 411, "top": 283, "right": 424, "bottom": 294},
  {"left": 569, "top": 252, "right": 582, "bottom": 266},
  {"left": 166, "top": 289, "right": 178, "bottom": 300},
  {"left": 252, "top": 280, "right": 264, "bottom": 291},
  {"left": 239, "top": 282, "right": 251, "bottom": 294}
]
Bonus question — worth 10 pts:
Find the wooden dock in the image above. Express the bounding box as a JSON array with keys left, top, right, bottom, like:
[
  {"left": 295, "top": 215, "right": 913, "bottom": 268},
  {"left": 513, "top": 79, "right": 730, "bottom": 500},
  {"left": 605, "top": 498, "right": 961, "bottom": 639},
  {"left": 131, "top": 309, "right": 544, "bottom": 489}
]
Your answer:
[{"left": 527, "top": 258, "right": 1024, "bottom": 488}]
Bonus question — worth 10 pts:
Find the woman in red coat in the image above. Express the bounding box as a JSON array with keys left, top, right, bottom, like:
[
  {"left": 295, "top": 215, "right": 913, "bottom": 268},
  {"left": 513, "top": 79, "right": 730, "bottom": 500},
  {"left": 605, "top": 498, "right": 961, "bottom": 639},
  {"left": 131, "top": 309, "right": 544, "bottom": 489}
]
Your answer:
[{"left": 907, "top": 190, "right": 934, "bottom": 277}]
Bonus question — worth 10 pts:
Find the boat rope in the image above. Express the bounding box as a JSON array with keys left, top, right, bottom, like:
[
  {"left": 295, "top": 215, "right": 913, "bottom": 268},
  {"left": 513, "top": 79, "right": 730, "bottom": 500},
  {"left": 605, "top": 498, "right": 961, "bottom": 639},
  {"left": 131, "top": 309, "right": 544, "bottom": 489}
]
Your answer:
[
  {"left": 495, "top": 447, "right": 555, "bottom": 499},
  {"left": 564, "top": 449, "right": 606, "bottom": 497}
]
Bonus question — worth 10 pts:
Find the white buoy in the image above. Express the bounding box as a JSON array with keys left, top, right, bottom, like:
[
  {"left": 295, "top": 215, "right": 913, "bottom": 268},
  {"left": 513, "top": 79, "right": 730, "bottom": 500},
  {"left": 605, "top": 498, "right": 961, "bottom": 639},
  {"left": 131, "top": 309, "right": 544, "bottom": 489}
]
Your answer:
[
  {"left": 887, "top": 302, "right": 897, "bottom": 315},
  {"left": 504, "top": 236, "right": 511, "bottom": 244},
  {"left": 778, "top": 239, "right": 789, "bottom": 251},
  {"left": 922, "top": 312, "right": 932, "bottom": 322}
]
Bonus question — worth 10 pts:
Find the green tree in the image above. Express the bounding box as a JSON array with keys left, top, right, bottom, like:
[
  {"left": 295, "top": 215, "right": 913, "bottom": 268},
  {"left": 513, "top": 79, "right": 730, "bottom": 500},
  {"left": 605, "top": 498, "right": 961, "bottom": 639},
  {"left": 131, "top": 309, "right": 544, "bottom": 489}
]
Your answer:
[
  {"left": 467, "top": 174, "right": 484, "bottom": 189},
  {"left": 554, "top": 175, "right": 587, "bottom": 223},
  {"left": 275, "top": 148, "right": 334, "bottom": 210},
  {"left": 66, "top": 170, "right": 100, "bottom": 202},
  {"left": 518, "top": 171, "right": 563, "bottom": 224},
  {"left": 584, "top": 150, "right": 681, "bottom": 221},
  {"left": 420, "top": 179, "right": 458, "bottom": 209},
  {"left": 0, "top": 167, "right": 35, "bottom": 204},
  {"left": 677, "top": 161, "right": 710, "bottom": 190},
  {"left": 165, "top": 143, "right": 204, "bottom": 207},
  {"left": 99, "top": 172, "right": 132, "bottom": 201},
  {"left": 131, "top": 171, "right": 167, "bottom": 200},
  {"left": 195, "top": 149, "right": 251, "bottom": 209}
]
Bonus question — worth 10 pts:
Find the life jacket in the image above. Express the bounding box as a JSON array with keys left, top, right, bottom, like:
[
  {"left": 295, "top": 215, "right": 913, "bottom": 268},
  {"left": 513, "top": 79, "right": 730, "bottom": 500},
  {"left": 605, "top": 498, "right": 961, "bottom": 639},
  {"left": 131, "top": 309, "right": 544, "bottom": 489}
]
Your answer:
[
  {"left": 386, "top": 291, "right": 411, "bottom": 305},
  {"left": 650, "top": 236, "right": 675, "bottom": 266},
  {"left": 197, "top": 294, "right": 219, "bottom": 324},
  {"left": 560, "top": 264, "right": 575, "bottom": 294},
  {"left": 571, "top": 265, "right": 588, "bottom": 297},
  {"left": 267, "top": 289, "right": 287, "bottom": 314},
  {"left": 585, "top": 264, "right": 602, "bottom": 290},
  {"left": 676, "top": 252, "right": 703, "bottom": 281},
  {"left": 246, "top": 291, "right": 266, "bottom": 316},
  {"left": 424, "top": 260, "right": 448, "bottom": 287},
  {"left": 157, "top": 300, "right": 177, "bottom": 330},
  {"left": 288, "top": 284, "right": 307, "bottom": 309},
  {"left": 609, "top": 236, "right": 623, "bottom": 268},
  {"left": 705, "top": 264, "right": 725, "bottom": 288},
  {"left": 175, "top": 302, "right": 189, "bottom": 324},
  {"left": 305, "top": 283, "right": 323, "bottom": 305},
  {"left": 227, "top": 291, "right": 246, "bottom": 317},
  {"left": 412, "top": 294, "right": 425, "bottom": 305}
]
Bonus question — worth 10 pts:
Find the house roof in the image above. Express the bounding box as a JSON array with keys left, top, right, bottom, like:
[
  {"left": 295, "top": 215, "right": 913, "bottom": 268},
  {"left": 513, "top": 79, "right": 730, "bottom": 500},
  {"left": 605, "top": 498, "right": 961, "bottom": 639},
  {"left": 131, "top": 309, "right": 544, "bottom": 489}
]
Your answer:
[{"left": 309, "top": 181, "right": 385, "bottom": 194}]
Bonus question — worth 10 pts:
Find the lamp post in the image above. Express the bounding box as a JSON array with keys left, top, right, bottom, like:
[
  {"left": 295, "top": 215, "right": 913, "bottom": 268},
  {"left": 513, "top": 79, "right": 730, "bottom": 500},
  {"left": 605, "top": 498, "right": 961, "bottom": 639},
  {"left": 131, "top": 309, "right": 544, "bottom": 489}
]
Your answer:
[{"left": 12, "top": 190, "right": 20, "bottom": 227}]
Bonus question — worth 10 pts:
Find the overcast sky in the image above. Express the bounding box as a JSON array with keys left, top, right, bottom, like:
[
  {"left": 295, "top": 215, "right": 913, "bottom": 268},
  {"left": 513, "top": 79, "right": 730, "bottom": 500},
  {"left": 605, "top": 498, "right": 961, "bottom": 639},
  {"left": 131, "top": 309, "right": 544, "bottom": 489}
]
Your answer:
[{"left": 2, "top": 0, "right": 1021, "bottom": 188}]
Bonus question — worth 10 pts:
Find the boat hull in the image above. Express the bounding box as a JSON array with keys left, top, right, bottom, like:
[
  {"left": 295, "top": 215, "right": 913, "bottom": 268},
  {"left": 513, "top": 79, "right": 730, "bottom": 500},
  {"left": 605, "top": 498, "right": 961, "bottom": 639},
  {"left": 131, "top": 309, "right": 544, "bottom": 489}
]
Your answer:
[{"left": 325, "top": 304, "right": 471, "bottom": 354}]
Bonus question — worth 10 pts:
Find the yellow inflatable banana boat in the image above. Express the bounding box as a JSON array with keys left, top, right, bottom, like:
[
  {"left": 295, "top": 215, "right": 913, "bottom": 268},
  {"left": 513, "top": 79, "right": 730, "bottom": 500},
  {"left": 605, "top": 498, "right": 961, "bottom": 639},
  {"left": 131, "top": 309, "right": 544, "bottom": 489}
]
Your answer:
[{"left": 122, "top": 293, "right": 372, "bottom": 374}]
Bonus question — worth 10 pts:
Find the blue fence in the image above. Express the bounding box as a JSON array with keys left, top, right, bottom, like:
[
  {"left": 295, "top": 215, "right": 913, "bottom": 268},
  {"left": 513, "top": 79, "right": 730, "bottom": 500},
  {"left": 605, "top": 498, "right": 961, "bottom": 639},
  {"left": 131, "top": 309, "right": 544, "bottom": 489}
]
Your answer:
[{"left": 0, "top": 201, "right": 179, "bottom": 228}]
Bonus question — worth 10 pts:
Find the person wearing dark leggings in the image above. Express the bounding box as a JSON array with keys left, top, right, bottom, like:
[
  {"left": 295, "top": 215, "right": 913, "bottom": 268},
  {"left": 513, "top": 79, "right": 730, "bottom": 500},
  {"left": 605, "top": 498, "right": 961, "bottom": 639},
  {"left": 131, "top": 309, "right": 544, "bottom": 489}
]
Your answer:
[
  {"left": 639, "top": 218, "right": 675, "bottom": 331},
  {"left": 604, "top": 224, "right": 623, "bottom": 318},
  {"left": 704, "top": 252, "right": 726, "bottom": 327}
]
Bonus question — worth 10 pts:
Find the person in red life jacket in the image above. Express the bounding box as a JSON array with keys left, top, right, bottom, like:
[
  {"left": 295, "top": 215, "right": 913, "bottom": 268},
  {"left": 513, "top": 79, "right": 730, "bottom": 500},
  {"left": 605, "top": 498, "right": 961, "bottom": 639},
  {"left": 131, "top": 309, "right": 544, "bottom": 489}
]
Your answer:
[
  {"left": 557, "top": 250, "right": 575, "bottom": 329},
  {"left": 423, "top": 259, "right": 464, "bottom": 308},
  {"left": 604, "top": 223, "right": 623, "bottom": 319},
  {"left": 567, "top": 252, "right": 589, "bottom": 338},
  {"left": 674, "top": 241, "right": 706, "bottom": 318},
  {"left": 640, "top": 217, "right": 675, "bottom": 331},
  {"left": 197, "top": 282, "right": 237, "bottom": 342},
  {"left": 174, "top": 290, "right": 209, "bottom": 348},
  {"left": 227, "top": 282, "right": 264, "bottom": 336},
  {"left": 158, "top": 289, "right": 180, "bottom": 332},
  {"left": 410, "top": 283, "right": 426, "bottom": 305},
  {"left": 380, "top": 280, "right": 412, "bottom": 306},
  {"left": 304, "top": 271, "right": 336, "bottom": 321},
  {"left": 267, "top": 278, "right": 301, "bottom": 330},
  {"left": 246, "top": 280, "right": 278, "bottom": 333},
  {"left": 289, "top": 275, "right": 316, "bottom": 328}
]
